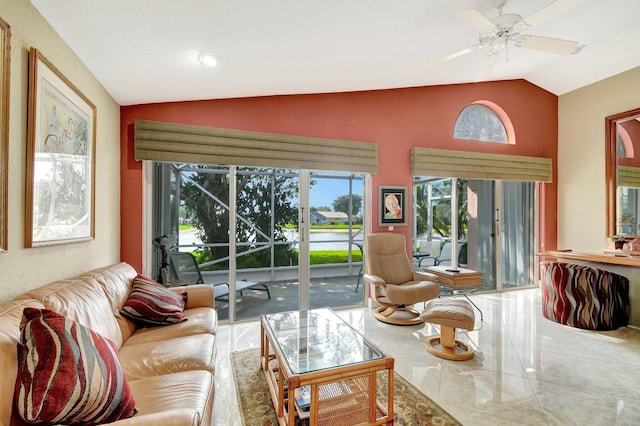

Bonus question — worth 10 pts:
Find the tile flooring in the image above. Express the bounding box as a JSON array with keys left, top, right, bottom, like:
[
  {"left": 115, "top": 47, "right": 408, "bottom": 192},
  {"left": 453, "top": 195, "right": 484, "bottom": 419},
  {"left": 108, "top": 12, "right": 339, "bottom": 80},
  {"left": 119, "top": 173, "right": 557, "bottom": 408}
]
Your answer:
[{"left": 212, "top": 288, "right": 640, "bottom": 425}]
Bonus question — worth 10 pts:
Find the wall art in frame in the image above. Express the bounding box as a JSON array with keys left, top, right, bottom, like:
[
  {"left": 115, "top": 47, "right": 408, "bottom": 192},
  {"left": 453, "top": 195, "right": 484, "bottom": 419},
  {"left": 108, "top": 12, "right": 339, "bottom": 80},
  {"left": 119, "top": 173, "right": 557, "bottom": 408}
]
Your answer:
[
  {"left": 25, "top": 48, "right": 96, "bottom": 247},
  {"left": 379, "top": 186, "right": 407, "bottom": 226},
  {"left": 0, "top": 17, "right": 9, "bottom": 252}
]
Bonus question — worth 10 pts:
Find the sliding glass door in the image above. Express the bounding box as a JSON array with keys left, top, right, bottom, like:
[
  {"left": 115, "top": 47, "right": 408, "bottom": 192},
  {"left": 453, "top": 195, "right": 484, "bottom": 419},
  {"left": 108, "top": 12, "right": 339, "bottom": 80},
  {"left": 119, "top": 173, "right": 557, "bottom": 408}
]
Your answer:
[
  {"left": 153, "top": 164, "right": 234, "bottom": 317},
  {"left": 414, "top": 177, "right": 536, "bottom": 291},
  {"left": 498, "top": 181, "right": 536, "bottom": 289},
  {"left": 233, "top": 167, "right": 300, "bottom": 320},
  {"left": 153, "top": 163, "right": 367, "bottom": 322},
  {"left": 308, "top": 172, "right": 365, "bottom": 309},
  {"left": 463, "top": 179, "right": 496, "bottom": 289}
]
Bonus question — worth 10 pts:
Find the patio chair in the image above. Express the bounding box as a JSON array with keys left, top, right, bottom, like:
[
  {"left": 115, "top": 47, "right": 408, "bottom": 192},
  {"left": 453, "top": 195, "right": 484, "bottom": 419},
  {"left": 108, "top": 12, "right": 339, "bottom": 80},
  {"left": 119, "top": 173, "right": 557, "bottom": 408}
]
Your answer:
[
  {"left": 169, "top": 252, "right": 230, "bottom": 299},
  {"left": 169, "top": 252, "right": 271, "bottom": 300},
  {"left": 413, "top": 240, "right": 441, "bottom": 267},
  {"left": 364, "top": 233, "right": 440, "bottom": 325},
  {"left": 434, "top": 241, "right": 468, "bottom": 268}
]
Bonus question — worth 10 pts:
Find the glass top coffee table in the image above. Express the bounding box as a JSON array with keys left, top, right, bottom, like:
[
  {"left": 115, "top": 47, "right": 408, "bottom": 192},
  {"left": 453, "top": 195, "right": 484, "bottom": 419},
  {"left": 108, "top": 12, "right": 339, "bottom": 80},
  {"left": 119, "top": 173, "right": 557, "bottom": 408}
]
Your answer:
[{"left": 260, "top": 308, "right": 394, "bottom": 425}]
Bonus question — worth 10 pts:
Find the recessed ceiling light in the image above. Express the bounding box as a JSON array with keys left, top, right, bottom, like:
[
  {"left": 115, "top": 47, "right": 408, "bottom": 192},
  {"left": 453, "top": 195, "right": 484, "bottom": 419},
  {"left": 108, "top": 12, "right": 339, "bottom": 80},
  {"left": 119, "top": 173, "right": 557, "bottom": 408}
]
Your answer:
[{"left": 198, "top": 52, "right": 219, "bottom": 67}]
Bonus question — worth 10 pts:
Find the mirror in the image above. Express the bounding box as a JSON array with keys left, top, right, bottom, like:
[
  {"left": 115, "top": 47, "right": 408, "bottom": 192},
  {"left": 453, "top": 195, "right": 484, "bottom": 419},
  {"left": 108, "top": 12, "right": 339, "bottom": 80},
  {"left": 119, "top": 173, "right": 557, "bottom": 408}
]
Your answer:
[{"left": 606, "top": 107, "right": 640, "bottom": 237}]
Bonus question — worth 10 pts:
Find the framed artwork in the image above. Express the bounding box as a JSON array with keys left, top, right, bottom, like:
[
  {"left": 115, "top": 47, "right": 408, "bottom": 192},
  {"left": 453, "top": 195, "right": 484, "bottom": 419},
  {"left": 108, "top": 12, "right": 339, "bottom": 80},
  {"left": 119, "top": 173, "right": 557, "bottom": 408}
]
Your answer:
[
  {"left": 379, "top": 186, "right": 407, "bottom": 226},
  {"left": 25, "top": 48, "right": 96, "bottom": 247},
  {"left": 0, "top": 18, "right": 9, "bottom": 252}
]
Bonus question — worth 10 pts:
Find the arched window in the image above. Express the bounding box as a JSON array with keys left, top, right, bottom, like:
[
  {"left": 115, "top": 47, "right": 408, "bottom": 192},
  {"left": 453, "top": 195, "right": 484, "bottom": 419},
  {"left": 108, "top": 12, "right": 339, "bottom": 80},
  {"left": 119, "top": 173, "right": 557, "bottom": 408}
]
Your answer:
[
  {"left": 453, "top": 101, "right": 514, "bottom": 144},
  {"left": 617, "top": 122, "right": 635, "bottom": 159}
]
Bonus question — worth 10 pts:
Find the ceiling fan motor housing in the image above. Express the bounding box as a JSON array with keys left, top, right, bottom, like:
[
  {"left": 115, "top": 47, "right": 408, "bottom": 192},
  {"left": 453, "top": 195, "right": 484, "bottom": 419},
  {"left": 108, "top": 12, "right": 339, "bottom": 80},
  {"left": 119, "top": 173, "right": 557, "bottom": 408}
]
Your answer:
[{"left": 480, "top": 13, "right": 529, "bottom": 49}]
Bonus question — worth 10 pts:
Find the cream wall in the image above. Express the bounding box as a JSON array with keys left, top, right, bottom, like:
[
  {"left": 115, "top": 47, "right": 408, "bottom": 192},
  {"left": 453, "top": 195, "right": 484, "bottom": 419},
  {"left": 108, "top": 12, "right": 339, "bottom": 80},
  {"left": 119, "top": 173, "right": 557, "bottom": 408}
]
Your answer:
[
  {"left": 558, "top": 66, "right": 640, "bottom": 252},
  {"left": 0, "top": 0, "right": 121, "bottom": 302}
]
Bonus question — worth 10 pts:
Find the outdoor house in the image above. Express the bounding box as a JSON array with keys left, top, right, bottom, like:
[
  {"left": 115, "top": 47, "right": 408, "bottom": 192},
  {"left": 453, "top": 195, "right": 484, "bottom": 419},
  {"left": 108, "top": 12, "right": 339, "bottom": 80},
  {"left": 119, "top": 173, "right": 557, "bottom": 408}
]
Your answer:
[{"left": 310, "top": 211, "right": 349, "bottom": 225}]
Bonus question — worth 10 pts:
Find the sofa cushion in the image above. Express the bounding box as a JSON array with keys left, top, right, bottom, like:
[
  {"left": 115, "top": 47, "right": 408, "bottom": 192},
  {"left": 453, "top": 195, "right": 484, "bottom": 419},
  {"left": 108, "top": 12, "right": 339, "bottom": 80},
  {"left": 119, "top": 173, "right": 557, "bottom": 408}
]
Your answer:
[
  {"left": 14, "top": 308, "right": 137, "bottom": 425},
  {"left": 119, "top": 334, "right": 217, "bottom": 381},
  {"left": 15, "top": 275, "right": 125, "bottom": 348},
  {"left": 126, "top": 307, "right": 218, "bottom": 345},
  {"left": 121, "top": 275, "right": 188, "bottom": 327},
  {"left": 87, "top": 262, "right": 139, "bottom": 342},
  {"left": 123, "top": 370, "right": 214, "bottom": 426}
]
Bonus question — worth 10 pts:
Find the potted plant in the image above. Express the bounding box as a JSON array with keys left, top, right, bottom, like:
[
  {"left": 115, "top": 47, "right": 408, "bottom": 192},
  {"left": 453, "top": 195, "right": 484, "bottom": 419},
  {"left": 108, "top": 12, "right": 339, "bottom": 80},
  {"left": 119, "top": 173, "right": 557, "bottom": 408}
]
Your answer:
[{"left": 609, "top": 235, "right": 627, "bottom": 250}]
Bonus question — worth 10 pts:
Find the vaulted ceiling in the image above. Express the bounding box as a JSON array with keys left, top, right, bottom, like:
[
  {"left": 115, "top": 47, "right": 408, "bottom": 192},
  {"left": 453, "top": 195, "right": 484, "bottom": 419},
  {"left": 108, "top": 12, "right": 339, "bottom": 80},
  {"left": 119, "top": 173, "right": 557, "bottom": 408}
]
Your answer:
[{"left": 30, "top": 0, "right": 640, "bottom": 106}]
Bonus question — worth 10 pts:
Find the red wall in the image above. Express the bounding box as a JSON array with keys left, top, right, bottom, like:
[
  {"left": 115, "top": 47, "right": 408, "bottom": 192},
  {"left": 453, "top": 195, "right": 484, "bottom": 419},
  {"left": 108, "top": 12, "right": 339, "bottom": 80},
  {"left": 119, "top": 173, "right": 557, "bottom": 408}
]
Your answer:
[
  {"left": 617, "top": 120, "right": 640, "bottom": 167},
  {"left": 121, "top": 79, "right": 558, "bottom": 271}
]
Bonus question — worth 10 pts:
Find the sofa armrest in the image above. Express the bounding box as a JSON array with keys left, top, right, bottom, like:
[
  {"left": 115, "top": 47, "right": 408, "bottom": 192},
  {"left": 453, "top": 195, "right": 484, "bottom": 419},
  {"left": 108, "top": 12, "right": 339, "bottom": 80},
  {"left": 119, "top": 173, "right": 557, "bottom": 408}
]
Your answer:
[
  {"left": 169, "top": 284, "right": 214, "bottom": 309},
  {"left": 413, "top": 270, "right": 439, "bottom": 283}
]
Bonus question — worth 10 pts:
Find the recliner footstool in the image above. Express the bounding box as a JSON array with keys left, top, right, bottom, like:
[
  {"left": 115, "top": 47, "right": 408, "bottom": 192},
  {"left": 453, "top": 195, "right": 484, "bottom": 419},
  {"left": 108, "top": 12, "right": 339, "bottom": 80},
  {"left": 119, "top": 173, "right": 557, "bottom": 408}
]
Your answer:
[{"left": 420, "top": 298, "right": 475, "bottom": 361}]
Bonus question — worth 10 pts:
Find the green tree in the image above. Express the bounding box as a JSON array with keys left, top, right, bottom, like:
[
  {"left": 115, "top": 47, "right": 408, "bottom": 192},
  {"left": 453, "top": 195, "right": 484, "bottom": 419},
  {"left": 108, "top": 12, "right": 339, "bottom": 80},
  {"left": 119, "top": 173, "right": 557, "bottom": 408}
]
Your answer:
[
  {"left": 181, "top": 167, "right": 229, "bottom": 269},
  {"left": 332, "top": 194, "right": 362, "bottom": 216},
  {"left": 181, "top": 167, "right": 298, "bottom": 269},
  {"left": 310, "top": 206, "right": 332, "bottom": 212},
  {"left": 415, "top": 179, "right": 468, "bottom": 240},
  {"left": 415, "top": 183, "right": 430, "bottom": 237}
]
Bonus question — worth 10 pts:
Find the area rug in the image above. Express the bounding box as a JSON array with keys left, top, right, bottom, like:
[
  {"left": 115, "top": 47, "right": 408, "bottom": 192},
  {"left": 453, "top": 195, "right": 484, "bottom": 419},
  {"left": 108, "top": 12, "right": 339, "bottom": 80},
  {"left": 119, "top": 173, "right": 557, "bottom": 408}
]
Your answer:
[{"left": 231, "top": 348, "right": 461, "bottom": 426}]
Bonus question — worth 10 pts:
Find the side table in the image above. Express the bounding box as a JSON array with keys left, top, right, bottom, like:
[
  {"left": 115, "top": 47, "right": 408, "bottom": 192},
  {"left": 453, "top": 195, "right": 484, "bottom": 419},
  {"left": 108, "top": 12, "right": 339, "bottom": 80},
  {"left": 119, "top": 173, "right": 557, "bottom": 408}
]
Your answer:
[{"left": 424, "top": 265, "right": 484, "bottom": 321}]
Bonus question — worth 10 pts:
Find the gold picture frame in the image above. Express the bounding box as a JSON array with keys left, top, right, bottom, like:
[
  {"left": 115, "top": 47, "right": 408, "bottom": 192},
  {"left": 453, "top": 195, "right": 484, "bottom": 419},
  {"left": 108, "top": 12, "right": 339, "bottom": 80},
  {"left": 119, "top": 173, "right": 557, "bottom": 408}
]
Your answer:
[
  {"left": 0, "top": 18, "right": 10, "bottom": 252},
  {"left": 25, "top": 48, "right": 96, "bottom": 247}
]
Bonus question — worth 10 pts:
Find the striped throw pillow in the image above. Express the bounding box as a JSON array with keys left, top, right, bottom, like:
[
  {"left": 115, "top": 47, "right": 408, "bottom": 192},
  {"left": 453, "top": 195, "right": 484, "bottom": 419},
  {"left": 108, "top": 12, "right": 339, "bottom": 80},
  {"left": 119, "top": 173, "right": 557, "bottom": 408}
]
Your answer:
[
  {"left": 120, "top": 274, "right": 188, "bottom": 327},
  {"left": 14, "top": 308, "right": 137, "bottom": 425}
]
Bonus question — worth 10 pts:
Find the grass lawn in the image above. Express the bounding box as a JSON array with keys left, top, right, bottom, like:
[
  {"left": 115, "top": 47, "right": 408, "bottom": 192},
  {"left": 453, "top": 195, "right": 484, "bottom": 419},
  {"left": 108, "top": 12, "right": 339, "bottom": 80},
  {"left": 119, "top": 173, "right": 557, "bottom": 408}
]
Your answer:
[
  {"left": 310, "top": 249, "right": 362, "bottom": 265},
  {"left": 179, "top": 225, "right": 362, "bottom": 265},
  {"left": 310, "top": 224, "right": 362, "bottom": 229}
]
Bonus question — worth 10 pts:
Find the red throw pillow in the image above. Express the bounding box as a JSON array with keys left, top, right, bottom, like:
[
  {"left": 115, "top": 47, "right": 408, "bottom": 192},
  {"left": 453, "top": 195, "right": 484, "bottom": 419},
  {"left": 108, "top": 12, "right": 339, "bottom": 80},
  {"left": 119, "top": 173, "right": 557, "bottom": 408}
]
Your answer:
[
  {"left": 120, "top": 274, "right": 188, "bottom": 327},
  {"left": 14, "top": 308, "right": 137, "bottom": 425}
]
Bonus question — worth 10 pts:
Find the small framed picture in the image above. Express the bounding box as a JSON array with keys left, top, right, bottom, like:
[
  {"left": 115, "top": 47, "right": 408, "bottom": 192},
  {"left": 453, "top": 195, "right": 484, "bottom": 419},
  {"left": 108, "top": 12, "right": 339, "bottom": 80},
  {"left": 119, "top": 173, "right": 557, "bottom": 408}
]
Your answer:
[{"left": 379, "top": 186, "right": 407, "bottom": 226}]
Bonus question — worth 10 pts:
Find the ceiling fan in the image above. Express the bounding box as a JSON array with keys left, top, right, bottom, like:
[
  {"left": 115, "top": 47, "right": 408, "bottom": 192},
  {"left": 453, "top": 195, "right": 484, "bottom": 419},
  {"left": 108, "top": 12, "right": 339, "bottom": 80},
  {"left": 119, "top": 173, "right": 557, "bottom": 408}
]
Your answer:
[{"left": 423, "top": 0, "right": 586, "bottom": 81}]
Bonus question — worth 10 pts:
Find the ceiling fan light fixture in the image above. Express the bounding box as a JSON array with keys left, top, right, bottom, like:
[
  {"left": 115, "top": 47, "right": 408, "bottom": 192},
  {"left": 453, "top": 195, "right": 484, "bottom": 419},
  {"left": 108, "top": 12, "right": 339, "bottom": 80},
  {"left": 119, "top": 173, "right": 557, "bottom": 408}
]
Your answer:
[
  {"left": 495, "top": 38, "right": 508, "bottom": 49},
  {"left": 513, "top": 35, "right": 530, "bottom": 48}
]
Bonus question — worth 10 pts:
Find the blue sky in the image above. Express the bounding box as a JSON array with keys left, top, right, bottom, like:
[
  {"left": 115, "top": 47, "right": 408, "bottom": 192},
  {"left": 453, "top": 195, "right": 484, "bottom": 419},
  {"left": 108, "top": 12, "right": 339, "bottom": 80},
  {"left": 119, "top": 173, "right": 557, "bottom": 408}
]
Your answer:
[{"left": 310, "top": 176, "right": 363, "bottom": 212}]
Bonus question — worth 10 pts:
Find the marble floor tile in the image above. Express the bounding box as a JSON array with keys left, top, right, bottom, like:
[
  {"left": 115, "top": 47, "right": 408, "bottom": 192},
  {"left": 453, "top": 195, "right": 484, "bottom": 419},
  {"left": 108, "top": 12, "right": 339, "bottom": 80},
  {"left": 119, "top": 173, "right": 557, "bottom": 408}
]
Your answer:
[{"left": 212, "top": 288, "right": 640, "bottom": 426}]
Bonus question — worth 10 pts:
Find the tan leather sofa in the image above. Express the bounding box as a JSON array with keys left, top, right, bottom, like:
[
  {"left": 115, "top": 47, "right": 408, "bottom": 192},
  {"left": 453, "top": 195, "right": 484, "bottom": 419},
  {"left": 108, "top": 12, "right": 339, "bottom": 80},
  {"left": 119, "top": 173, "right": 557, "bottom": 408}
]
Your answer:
[{"left": 0, "top": 262, "right": 218, "bottom": 425}]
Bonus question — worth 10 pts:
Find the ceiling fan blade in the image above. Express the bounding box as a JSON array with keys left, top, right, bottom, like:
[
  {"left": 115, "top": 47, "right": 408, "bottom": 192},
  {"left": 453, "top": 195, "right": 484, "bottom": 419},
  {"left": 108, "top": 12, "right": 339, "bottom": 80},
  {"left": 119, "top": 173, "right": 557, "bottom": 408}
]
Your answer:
[
  {"left": 422, "top": 44, "right": 483, "bottom": 69},
  {"left": 456, "top": 9, "right": 496, "bottom": 32},
  {"left": 524, "top": 0, "right": 587, "bottom": 27},
  {"left": 519, "top": 35, "right": 580, "bottom": 55},
  {"left": 474, "top": 54, "right": 498, "bottom": 82}
]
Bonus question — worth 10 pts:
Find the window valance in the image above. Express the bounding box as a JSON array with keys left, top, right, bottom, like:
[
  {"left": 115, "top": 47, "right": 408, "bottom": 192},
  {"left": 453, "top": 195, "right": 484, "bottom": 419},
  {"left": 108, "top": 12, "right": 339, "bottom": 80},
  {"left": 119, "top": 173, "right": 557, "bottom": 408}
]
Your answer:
[
  {"left": 617, "top": 166, "right": 640, "bottom": 188},
  {"left": 134, "top": 120, "right": 378, "bottom": 173},
  {"left": 411, "top": 147, "right": 552, "bottom": 182}
]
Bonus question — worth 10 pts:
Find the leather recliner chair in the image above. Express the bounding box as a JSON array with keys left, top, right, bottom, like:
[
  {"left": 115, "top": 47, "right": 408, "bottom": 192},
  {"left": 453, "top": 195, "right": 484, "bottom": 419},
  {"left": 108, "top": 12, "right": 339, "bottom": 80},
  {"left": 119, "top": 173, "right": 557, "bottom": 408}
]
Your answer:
[{"left": 364, "top": 233, "right": 440, "bottom": 325}]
